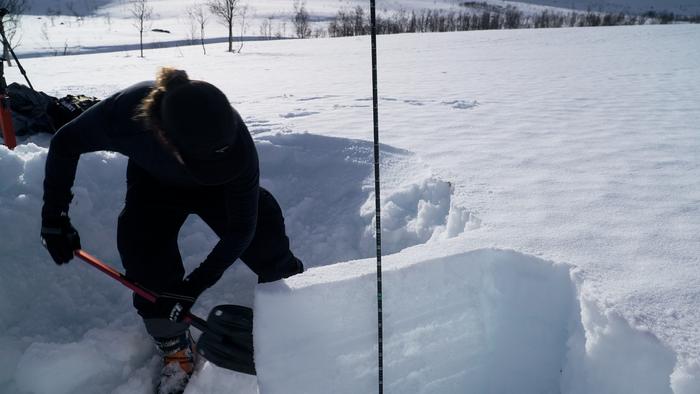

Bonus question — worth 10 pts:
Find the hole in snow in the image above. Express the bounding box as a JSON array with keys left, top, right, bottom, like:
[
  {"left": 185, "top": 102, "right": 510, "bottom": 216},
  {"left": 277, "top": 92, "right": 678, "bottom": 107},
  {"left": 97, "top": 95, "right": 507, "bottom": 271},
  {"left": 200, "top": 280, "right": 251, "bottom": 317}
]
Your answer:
[{"left": 255, "top": 133, "right": 479, "bottom": 267}]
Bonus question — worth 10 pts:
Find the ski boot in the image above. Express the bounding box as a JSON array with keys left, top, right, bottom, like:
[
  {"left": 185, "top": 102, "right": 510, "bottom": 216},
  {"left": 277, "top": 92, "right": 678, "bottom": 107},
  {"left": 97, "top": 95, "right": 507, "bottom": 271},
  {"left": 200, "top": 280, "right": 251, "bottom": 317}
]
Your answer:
[{"left": 155, "top": 330, "right": 196, "bottom": 394}]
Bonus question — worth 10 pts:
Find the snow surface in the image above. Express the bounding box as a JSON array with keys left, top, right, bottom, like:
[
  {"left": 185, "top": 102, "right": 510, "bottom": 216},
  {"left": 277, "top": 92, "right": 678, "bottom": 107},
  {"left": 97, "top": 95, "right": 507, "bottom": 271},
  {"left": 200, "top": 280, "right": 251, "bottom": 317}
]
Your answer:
[{"left": 0, "top": 14, "right": 699, "bottom": 394}]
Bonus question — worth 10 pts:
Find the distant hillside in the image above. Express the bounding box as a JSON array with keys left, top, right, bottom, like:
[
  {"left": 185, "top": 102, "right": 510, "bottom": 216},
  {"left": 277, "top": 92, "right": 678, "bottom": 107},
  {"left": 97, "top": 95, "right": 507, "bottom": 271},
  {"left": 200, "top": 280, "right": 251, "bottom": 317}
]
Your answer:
[
  {"left": 23, "top": 0, "right": 699, "bottom": 18},
  {"left": 502, "top": 0, "right": 700, "bottom": 15},
  {"left": 25, "top": 0, "right": 112, "bottom": 15}
]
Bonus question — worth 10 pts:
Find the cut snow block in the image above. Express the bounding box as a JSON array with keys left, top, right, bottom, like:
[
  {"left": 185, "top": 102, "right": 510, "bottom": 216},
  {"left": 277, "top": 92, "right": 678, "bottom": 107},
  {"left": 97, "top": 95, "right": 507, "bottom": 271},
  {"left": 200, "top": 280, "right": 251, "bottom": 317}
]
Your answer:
[{"left": 253, "top": 249, "right": 578, "bottom": 394}]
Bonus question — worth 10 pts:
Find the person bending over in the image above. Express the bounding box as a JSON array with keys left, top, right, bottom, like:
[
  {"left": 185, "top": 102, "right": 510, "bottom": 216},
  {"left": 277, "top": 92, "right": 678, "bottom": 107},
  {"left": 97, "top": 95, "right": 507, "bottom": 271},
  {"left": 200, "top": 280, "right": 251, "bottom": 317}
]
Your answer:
[{"left": 40, "top": 67, "right": 303, "bottom": 393}]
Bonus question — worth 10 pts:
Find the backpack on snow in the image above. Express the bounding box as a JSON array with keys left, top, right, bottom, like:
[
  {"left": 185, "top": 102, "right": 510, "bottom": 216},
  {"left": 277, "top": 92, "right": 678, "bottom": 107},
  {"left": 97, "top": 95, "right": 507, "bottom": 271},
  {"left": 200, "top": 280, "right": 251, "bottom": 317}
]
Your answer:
[
  {"left": 46, "top": 94, "right": 101, "bottom": 130},
  {"left": 7, "top": 82, "right": 100, "bottom": 136}
]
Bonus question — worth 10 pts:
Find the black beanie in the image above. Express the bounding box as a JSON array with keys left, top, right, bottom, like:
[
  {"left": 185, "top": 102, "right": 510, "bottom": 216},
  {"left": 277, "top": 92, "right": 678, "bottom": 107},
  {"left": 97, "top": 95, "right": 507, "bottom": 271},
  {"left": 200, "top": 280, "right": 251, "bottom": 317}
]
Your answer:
[{"left": 161, "top": 81, "right": 244, "bottom": 185}]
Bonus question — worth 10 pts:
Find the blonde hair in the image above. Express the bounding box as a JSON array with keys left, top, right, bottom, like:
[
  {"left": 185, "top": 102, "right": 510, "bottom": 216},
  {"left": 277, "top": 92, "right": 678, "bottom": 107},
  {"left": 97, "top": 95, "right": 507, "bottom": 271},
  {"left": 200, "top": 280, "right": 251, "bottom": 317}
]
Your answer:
[
  {"left": 134, "top": 67, "right": 190, "bottom": 153},
  {"left": 133, "top": 67, "right": 190, "bottom": 162}
]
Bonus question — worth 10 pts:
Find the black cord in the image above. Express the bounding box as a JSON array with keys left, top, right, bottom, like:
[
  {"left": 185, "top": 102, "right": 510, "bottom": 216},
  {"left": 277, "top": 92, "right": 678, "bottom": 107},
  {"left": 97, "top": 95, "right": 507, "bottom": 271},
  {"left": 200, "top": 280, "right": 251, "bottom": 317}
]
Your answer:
[{"left": 0, "top": 14, "right": 34, "bottom": 90}]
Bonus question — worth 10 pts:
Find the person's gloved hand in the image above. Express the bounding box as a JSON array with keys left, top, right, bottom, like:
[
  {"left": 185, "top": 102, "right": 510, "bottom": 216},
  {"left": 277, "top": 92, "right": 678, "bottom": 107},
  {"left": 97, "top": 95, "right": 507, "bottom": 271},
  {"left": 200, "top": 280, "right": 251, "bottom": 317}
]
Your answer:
[
  {"left": 41, "top": 212, "right": 81, "bottom": 265},
  {"left": 258, "top": 257, "right": 305, "bottom": 284},
  {"left": 154, "top": 281, "right": 200, "bottom": 322}
]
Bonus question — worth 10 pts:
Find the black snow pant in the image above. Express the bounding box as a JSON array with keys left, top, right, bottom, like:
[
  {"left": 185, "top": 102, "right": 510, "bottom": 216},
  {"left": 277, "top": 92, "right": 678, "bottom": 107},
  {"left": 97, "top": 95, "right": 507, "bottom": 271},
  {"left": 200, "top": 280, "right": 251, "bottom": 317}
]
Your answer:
[{"left": 117, "top": 161, "right": 302, "bottom": 340}]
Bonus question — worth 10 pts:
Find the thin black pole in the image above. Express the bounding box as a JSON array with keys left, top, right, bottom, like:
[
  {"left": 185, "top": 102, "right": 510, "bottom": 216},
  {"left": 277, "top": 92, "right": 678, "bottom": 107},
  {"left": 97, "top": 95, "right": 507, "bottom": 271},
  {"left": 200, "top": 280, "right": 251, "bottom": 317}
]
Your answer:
[
  {"left": 0, "top": 12, "right": 34, "bottom": 90},
  {"left": 369, "top": 1, "right": 383, "bottom": 393}
]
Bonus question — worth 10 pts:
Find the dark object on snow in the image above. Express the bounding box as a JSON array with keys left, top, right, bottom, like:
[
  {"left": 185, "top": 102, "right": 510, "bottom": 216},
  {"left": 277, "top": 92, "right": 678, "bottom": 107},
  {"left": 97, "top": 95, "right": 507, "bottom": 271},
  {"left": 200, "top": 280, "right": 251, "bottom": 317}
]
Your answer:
[
  {"left": 7, "top": 83, "right": 55, "bottom": 136},
  {"left": 152, "top": 28, "right": 171, "bottom": 34},
  {"left": 74, "top": 250, "right": 257, "bottom": 376},
  {"left": 197, "top": 305, "right": 256, "bottom": 375},
  {"left": 46, "top": 94, "right": 101, "bottom": 130},
  {"left": 7, "top": 82, "right": 100, "bottom": 136}
]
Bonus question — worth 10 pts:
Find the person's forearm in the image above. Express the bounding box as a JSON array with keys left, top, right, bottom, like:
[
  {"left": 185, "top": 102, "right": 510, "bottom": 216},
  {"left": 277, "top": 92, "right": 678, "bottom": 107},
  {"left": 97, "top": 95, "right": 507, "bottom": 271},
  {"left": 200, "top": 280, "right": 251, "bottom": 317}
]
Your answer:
[
  {"left": 185, "top": 230, "right": 255, "bottom": 294},
  {"left": 186, "top": 186, "right": 259, "bottom": 294},
  {"left": 42, "top": 135, "right": 81, "bottom": 217},
  {"left": 41, "top": 99, "right": 114, "bottom": 218}
]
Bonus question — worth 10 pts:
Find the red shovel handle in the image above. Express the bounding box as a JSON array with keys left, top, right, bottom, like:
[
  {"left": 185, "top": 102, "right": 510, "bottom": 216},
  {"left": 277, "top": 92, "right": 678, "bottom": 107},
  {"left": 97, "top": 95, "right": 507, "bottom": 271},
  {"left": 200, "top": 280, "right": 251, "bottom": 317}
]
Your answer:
[
  {"left": 75, "top": 249, "right": 157, "bottom": 303},
  {"left": 74, "top": 249, "right": 207, "bottom": 329},
  {"left": 1, "top": 94, "right": 17, "bottom": 150}
]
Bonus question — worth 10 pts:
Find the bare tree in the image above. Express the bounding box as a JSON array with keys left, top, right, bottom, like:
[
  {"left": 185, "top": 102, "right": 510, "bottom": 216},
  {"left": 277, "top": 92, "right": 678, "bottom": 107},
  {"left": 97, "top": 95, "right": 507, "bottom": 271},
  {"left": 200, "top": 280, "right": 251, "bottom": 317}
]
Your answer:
[
  {"left": 40, "top": 22, "right": 53, "bottom": 54},
  {"left": 0, "top": 0, "right": 28, "bottom": 66},
  {"left": 260, "top": 16, "right": 273, "bottom": 39},
  {"left": 275, "top": 21, "right": 287, "bottom": 38},
  {"left": 130, "top": 0, "right": 153, "bottom": 58},
  {"left": 208, "top": 0, "right": 239, "bottom": 52},
  {"left": 105, "top": 12, "right": 112, "bottom": 31},
  {"left": 235, "top": 4, "right": 247, "bottom": 53},
  {"left": 352, "top": 6, "right": 365, "bottom": 35},
  {"left": 65, "top": 2, "right": 82, "bottom": 18},
  {"left": 187, "top": 3, "right": 209, "bottom": 54},
  {"left": 292, "top": 0, "right": 311, "bottom": 39}
]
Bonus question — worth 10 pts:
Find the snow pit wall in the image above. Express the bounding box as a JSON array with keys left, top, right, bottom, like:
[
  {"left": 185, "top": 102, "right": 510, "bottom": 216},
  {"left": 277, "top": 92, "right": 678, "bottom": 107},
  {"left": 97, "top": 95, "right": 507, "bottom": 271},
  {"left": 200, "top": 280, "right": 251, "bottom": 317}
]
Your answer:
[{"left": 254, "top": 249, "right": 682, "bottom": 394}]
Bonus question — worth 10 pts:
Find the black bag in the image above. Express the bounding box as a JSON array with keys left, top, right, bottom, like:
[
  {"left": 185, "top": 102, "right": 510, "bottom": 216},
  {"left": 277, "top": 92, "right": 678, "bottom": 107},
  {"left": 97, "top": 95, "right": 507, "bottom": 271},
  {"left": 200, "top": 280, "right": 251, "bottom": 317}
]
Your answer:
[
  {"left": 46, "top": 94, "right": 101, "bottom": 130},
  {"left": 7, "top": 83, "right": 56, "bottom": 136}
]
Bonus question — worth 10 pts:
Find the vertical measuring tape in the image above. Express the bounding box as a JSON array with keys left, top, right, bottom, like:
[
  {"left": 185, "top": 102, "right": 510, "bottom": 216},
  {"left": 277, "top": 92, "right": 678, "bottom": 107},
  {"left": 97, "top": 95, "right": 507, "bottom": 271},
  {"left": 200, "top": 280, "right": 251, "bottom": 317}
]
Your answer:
[{"left": 368, "top": 2, "right": 383, "bottom": 393}]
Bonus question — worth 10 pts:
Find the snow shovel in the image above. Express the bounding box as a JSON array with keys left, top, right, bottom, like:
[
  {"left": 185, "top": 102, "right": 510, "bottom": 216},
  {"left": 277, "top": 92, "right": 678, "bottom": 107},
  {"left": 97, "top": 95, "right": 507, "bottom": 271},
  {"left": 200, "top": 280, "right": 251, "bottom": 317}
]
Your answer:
[{"left": 74, "top": 249, "right": 256, "bottom": 375}]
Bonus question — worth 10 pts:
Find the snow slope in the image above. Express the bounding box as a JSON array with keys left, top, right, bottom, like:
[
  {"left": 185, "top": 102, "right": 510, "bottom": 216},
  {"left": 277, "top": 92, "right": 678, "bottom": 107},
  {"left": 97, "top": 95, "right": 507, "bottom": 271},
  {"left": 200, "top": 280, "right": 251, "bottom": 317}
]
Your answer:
[{"left": 1, "top": 22, "right": 699, "bottom": 394}]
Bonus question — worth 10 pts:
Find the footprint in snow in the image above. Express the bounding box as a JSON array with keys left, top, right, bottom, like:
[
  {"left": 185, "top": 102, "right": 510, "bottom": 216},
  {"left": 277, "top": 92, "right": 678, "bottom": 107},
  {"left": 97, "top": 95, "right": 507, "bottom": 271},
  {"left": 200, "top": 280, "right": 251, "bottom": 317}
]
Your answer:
[
  {"left": 403, "top": 99, "right": 427, "bottom": 106},
  {"left": 298, "top": 95, "right": 339, "bottom": 102},
  {"left": 442, "top": 100, "right": 479, "bottom": 110},
  {"left": 245, "top": 118, "right": 280, "bottom": 134},
  {"left": 354, "top": 97, "right": 399, "bottom": 102},
  {"left": 279, "top": 111, "right": 320, "bottom": 119}
]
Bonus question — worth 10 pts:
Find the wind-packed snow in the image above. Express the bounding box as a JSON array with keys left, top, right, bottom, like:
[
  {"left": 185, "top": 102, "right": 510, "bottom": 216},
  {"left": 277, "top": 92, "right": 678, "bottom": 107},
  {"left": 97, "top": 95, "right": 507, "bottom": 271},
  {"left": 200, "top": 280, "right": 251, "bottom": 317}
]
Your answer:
[{"left": 0, "top": 12, "right": 698, "bottom": 394}]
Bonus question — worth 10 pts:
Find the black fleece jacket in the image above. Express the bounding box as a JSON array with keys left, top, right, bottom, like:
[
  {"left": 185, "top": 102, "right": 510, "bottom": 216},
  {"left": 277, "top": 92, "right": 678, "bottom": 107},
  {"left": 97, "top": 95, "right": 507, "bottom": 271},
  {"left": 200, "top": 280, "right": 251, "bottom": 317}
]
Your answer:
[{"left": 42, "top": 81, "right": 260, "bottom": 295}]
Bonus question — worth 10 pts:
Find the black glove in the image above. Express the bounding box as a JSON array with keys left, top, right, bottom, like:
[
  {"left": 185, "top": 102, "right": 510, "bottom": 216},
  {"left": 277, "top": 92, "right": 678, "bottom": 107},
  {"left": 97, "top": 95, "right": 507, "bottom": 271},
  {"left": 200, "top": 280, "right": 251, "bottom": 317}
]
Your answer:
[
  {"left": 258, "top": 257, "right": 305, "bottom": 284},
  {"left": 41, "top": 212, "right": 81, "bottom": 265},
  {"left": 154, "top": 280, "right": 200, "bottom": 322}
]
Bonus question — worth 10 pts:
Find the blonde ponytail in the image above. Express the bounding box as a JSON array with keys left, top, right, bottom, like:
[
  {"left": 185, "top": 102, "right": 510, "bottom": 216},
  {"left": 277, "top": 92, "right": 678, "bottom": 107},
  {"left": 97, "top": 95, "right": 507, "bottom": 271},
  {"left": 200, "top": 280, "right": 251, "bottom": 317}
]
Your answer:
[{"left": 134, "top": 67, "right": 191, "bottom": 151}]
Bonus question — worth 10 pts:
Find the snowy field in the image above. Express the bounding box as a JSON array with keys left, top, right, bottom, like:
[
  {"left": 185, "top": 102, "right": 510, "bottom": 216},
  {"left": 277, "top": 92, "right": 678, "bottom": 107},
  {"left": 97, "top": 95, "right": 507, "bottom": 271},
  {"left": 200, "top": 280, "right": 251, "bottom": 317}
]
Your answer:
[
  {"left": 15, "top": 0, "right": 472, "bottom": 58},
  {"left": 19, "top": 0, "right": 680, "bottom": 59},
  {"left": 0, "top": 14, "right": 699, "bottom": 394}
]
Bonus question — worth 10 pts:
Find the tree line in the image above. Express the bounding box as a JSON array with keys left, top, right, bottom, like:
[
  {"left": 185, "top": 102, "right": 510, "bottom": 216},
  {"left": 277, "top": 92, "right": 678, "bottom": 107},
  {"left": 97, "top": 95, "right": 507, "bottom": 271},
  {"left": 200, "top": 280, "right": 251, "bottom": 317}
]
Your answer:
[{"left": 296, "top": 5, "right": 700, "bottom": 38}]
